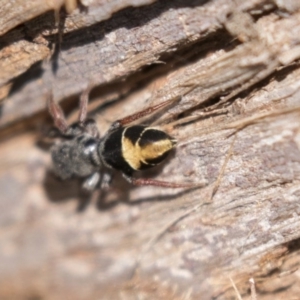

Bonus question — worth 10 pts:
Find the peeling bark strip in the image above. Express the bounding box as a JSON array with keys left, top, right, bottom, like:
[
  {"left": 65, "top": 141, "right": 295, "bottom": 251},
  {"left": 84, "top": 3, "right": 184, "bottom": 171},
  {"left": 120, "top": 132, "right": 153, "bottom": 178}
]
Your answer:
[{"left": 1, "top": 0, "right": 300, "bottom": 300}]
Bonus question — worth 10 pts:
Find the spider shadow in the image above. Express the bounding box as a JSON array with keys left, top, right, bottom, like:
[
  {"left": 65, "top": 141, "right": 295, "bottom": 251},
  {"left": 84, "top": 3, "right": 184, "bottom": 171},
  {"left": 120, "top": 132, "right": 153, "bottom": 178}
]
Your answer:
[
  {"left": 43, "top": 169, "right": 129, "bottom": 212},
  {"left": 43, "top": 150, "right": 197, "bottom": 212}
]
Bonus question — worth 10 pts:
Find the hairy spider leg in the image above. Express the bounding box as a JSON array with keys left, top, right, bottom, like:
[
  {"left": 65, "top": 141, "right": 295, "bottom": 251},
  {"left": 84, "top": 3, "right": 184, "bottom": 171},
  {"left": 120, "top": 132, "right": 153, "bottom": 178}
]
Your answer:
[
  {"left": 47, "top": 94, "right": 68, "bottom": 133},
  {"left": 78, "top": 85, "right": 93, "bottom": 124},
  {"left": 111, "top": 99, "right": 176, "bottom": 129},
  {"left": 123, "top": 174, "right": 198, "bottom": 189},
  {"left": 78, "top": 86, "right": 100, "bottom": 138}
]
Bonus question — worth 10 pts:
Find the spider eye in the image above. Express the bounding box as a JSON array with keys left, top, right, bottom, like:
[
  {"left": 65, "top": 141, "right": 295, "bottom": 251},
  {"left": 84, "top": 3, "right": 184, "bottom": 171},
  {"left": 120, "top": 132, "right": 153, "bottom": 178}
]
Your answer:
[{"left": 83, "top": 138, "right": 97, "bottom": 155}]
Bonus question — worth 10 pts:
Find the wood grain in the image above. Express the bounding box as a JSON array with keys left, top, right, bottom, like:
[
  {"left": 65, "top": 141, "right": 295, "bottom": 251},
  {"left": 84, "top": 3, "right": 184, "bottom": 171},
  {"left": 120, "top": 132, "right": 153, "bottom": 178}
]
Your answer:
[{"left": 1, "top": 0, "right": 300, "bottom": 299}]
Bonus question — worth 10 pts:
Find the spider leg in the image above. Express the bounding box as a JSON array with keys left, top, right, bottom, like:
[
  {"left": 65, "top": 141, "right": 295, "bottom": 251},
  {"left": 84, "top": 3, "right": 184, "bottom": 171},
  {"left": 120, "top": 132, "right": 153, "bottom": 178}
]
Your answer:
[
  {"left": 101, "top": 172, "right": 113, "bottom": 190},
  {"left": 47, "top": 93, "right": 68, "bottom": 133},
  {"left": 123, "top": 174, "right": 198, "bottom": 188},
  {"left": 110, "top": 99, "right": 176, "bottom": 130},
  {"left": 82, "top": 172, "right": 101, "bottom": 191},
  {"left": 77, "top": 85, "right": 100, "bottom": 138},
  {"left": 78, "top": 85, "right": 92, "bottom": 124}
]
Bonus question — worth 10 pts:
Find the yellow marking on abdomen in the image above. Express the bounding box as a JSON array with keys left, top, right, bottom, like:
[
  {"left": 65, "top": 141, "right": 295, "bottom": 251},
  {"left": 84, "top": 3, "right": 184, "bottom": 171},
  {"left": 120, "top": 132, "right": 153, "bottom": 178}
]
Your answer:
[{"left": 140, "top": 139, "right": 174, "bottom": 162}]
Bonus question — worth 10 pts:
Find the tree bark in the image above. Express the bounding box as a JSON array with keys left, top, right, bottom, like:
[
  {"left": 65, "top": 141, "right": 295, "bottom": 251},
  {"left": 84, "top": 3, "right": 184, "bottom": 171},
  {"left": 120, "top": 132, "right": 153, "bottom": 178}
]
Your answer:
[{"left": 1, "top": 0, "right": 300, "bottom": 299}]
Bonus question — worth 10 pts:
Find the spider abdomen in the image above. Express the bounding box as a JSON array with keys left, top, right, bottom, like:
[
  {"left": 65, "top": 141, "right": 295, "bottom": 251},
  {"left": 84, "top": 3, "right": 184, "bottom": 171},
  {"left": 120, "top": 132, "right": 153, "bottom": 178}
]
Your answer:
[{"left": 100, "top": 125, "right": 176, "bottom": 175}]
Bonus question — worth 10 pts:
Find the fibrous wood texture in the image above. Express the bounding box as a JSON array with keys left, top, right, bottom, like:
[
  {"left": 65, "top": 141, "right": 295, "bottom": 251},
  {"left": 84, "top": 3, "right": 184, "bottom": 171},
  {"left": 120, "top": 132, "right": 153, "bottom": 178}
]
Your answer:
[{"left": 1, "top": 0, "right": 300, "bottom": 299}]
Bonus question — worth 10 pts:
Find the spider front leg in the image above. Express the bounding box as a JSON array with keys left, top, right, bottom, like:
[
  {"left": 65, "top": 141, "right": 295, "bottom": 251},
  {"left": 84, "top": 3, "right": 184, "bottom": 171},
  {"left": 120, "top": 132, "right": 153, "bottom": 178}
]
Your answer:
[
  {"left": 109, "top": 99, "right": 176, "bottom": 130},
  {"left": 78, "top": 86, "right": 100, "bottom": 138},
  {"left": 47, "top": 93, "right": 68, "bottom": 133},
  {"left": 78, "top": 85, "right": 92, "bottom": 124}
]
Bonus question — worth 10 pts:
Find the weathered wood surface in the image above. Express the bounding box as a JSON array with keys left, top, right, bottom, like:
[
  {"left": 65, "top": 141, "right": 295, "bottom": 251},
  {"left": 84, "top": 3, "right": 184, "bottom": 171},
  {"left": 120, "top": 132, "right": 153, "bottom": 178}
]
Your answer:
[
  {"left": 0, "top": 0, "right": 158, "bottom": 36},
  {"left": 0, "top": 0, "right": 279, "bottom": 127},
  {"left": 1, "top": 0, "right": 300, "bottom": 299}
]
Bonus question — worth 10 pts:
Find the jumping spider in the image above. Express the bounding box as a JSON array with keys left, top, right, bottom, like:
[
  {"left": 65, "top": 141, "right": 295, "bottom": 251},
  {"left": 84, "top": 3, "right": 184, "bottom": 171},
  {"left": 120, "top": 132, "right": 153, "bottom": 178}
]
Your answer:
[{"left": 48, "top": 89, "right": 194, "bottom": 192}]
